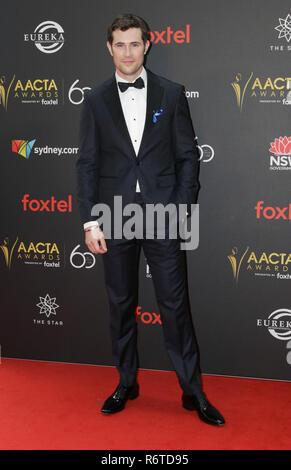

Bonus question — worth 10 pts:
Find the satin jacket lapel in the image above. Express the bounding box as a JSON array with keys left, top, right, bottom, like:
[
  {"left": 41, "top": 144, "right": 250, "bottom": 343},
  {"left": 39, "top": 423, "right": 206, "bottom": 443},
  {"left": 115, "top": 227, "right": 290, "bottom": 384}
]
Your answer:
[
  {"left": 101, "top": 75, "right": 136, "bottom": 162},
  {"left": 101, "top": 69, "right": 164, "bottom": 162}
]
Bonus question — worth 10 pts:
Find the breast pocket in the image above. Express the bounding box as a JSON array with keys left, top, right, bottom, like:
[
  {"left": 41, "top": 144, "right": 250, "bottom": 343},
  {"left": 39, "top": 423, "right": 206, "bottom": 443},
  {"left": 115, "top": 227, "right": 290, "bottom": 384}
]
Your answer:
[{"left": 153, "top": 112, "right": 172, "bottom": 128}]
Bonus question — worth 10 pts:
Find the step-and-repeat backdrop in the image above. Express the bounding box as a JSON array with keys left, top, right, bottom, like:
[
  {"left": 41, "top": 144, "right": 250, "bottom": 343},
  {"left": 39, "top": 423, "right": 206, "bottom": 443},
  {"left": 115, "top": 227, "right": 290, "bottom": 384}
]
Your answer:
[{"left": 1, "top": 0, "right": 291, "bottom": 381}]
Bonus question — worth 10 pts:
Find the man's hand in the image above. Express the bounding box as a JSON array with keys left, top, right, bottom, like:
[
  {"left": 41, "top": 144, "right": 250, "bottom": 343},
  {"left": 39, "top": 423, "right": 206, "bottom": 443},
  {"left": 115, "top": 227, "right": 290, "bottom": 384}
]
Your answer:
[{"left": 85, "top": 226, "right": 107, "bottom": 254}]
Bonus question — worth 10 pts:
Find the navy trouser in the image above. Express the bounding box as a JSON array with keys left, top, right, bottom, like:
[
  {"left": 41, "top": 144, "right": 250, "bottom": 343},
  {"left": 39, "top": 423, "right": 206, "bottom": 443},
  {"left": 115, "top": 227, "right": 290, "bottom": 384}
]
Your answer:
[{"left": 102, "top": 192, "right": 202, "bottom": 397}]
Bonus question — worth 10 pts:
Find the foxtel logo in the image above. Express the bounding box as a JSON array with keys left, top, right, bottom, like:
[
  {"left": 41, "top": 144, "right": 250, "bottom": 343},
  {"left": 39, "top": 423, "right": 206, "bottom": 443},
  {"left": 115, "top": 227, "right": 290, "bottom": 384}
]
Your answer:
[
  {"left": 255, "top": 201, "right": 291, "bottom": 219},
  {"left": 22, "top": 194, "right": 72, "bottom": 212},
  {"left": 148, "top": 25, "right": 190, "bottom": 44},
  {"left": 135, "top": 306, "right": 162, "bottom": 325}
]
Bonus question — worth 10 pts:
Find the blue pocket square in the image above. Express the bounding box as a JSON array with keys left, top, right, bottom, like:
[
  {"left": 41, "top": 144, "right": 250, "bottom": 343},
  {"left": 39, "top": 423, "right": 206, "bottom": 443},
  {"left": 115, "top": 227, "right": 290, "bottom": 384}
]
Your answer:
[{"left": 153, "top": 109, "right": 164, "bottom": 123}]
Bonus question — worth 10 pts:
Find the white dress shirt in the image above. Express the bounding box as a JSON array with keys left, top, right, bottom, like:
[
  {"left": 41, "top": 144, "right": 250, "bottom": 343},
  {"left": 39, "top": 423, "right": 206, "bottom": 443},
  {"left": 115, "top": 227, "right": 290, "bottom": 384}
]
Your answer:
[{"left": 84, "top": 66, "right": 147, "bottom": 230}]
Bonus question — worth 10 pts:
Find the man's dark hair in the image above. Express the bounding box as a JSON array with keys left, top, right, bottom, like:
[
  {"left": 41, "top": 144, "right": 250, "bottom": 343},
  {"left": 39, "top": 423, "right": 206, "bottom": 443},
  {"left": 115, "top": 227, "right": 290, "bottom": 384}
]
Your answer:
[{"left": 107, "top": 13, "right": 150, "bottom": 45}]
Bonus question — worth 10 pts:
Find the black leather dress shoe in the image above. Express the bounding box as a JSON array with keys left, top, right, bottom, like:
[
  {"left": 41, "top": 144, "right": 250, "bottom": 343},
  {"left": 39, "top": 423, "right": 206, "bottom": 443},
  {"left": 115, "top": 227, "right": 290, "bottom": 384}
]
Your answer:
[
  {"left": 182, "top": 392, "right": 225, "bottom": 426},
  {"left": 101, "top": 382, "right": 139, "bottom": 414}
]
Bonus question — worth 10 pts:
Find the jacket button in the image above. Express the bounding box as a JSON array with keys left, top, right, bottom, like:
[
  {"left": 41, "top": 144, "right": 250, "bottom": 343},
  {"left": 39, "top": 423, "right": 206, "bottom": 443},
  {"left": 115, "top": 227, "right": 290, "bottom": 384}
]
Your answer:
[{"left": 136, "top": 160, "right": 140, "bottom": 165}]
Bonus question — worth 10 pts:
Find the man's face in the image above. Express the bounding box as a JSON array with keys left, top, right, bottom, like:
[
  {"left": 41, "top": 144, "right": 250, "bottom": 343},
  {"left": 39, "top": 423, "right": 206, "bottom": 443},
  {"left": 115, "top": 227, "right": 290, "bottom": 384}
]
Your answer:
[{"left": 107, "top": 27, "right": 150, "bottom": 81}]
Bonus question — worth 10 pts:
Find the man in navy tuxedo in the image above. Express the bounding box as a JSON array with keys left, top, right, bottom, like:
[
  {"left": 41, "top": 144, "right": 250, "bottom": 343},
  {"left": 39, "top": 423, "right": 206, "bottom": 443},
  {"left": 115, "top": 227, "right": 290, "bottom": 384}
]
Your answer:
[{"left": 76, "top": 13, "right": 225, "bottom": 426}]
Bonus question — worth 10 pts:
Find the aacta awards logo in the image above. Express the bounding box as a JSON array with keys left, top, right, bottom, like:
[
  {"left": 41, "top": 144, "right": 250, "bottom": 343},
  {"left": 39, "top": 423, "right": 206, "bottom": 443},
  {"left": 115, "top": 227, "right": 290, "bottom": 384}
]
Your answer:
[
  {"left": 231, "top": 73, "right": 254, "bottom": 111},
  {"left": 227, "top": 246, "right": 250, "bottom": 283},
  {"left": 0, "top": 236, "right": 19, "bottom": 269},
  {"left": 14, "top": 78, "right": 59, "bottom": 106},
  {"left": 0, "top": 75, "right": 16, "bottom": 111},
  {"left": 228, "top": 246, "right": 291, "bottom": 282},
  {"left": 0, "top": 236, "right": 63, "bottom": 269},
  {"left": 231, "top": 73, "right": 291, "bottom": 109},
  {"left": 1, "top": 75, "right": 60, "bottom": 108},
  {"left": 269, "top": 136, "right": 291, "bottom": 170},
  {"left": 257, "top": 308, "right": 291, "bottom": 365},
  {"left": 24, "top": 21, "right": 65, "bottom": 54}
]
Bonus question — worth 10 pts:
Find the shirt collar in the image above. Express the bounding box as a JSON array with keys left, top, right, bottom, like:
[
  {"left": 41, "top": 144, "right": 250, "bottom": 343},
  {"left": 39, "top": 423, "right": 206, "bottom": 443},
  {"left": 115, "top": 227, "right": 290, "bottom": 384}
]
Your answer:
[{"left": 115, "top": 65, "right": 147, "bottom": 88}]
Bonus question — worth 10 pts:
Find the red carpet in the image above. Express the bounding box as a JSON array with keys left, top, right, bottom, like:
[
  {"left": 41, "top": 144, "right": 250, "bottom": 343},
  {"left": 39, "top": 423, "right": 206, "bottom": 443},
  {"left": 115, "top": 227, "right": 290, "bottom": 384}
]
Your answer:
[{"left": 0, "top": 358, "right": 290, "bottom": 450}]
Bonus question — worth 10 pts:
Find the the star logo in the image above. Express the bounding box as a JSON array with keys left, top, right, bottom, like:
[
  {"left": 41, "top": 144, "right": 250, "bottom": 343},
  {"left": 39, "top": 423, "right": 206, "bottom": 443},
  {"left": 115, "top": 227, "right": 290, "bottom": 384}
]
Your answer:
[
  {"left": 37, "top": 294, "right": 59, "bottom": 318},
  {"left": 275, "top": 14, "right": 291, "bottom": 43}
]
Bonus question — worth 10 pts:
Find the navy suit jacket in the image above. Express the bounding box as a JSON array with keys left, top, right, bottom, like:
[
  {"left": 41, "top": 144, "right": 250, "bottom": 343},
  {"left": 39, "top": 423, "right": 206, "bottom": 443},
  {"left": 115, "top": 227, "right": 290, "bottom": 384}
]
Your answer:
[{"left": 76, "top": 67, "right": 200, "bottom": 226}]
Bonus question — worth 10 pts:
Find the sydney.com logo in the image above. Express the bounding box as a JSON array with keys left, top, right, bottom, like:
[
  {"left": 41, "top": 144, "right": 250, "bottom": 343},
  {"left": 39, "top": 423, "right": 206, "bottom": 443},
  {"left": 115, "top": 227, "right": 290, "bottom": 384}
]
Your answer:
[{"left": 11, "top": 139, "right": 78, "bottom": 159}]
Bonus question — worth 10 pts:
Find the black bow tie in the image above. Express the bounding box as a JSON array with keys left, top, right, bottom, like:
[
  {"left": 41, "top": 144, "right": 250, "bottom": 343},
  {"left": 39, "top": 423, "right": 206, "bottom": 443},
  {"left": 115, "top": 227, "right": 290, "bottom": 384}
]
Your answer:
[{"left": 118, "top": 76, "right": 145, "bottom": 92}]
